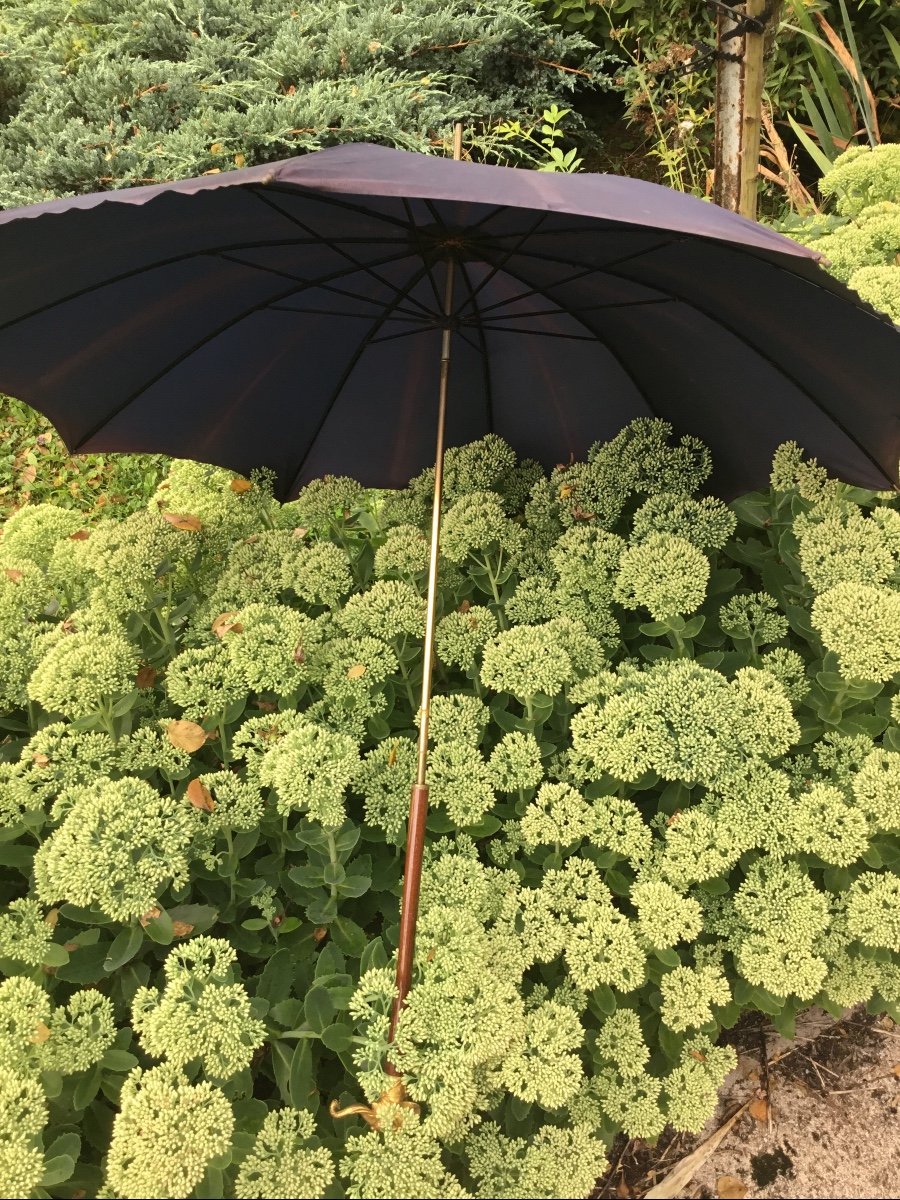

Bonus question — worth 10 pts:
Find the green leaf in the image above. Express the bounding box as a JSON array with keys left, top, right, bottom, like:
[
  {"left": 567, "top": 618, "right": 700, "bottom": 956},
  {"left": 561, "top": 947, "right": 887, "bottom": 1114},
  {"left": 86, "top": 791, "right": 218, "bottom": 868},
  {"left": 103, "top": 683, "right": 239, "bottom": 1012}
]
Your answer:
[
  {"left": 322, "top": 861, "right": 346, "bottom": 887},
  {"left": 590, "top": 983, "right": 616, "bottom": 1017},
  {"left": 167, "top": 903, "right": 218, "bottom": 934},
  {"left": 681, "top": 615, "right": 705, "bottom": 639},
  {"left": 100, "top": 1048, "right": 139, "bottom": 1073},
  {"left": 697, "top": 876, "right": 729, "bottom": 896},
  {"left": 143, "top": 907, "right": 174, "bottom": 945},
  {"left": 657, "top": 1021, "right": 684, "bottom": 1063},
  {"left": 72, "top": 1065, "right": 102, "bottom": 1111},
  {"left": 44, "top": 1133, "right": 80, "bottom": 1163},
  {"left": 55, "top": 942, "right": 109, "bottom": 985},
  {"left": 40, "top": 1155, "right": 76, "bottom": 1187},
  {"left": 360, "top": 936, "right": 389, "bottom": 974},
  {"left": 0, "top": 843, "right": 35, "bottom": 874},
  {"left": 288, "top": 1038, "right": 313, "bottom": 1109},
  {"left": 337, "top": 874, "right": 372, "bottom": 899},
  {"left": 257, "top": 948, "right": 296, "bottom": 1004},
  {"left": 331, "top": 917, "right": 368, "bottom": 959},
  {"left": 41, "top": 942, "right": 70, "bottom": 968},
  {"left": 653, "top": 948, "right": 682, "bottom": 969},
  {"left": 304, "top": 986, "right": 336, "bottom": 1034},
  {"left": 195, "top": 1167, "right": 225, "bottom": 1198},
  {"left": 103, "top": 925, "right": 144, "bottom": 973},
  {"left": 320, "top": 1022, "right": 354, "bottom": 1052}
]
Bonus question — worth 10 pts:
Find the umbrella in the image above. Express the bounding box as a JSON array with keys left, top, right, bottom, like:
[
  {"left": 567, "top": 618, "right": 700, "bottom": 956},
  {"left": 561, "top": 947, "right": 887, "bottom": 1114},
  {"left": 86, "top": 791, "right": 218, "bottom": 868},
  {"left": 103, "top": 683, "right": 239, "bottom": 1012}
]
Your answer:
[{"left": 1, "top": 134, "right": 898, "bottom": 1090}]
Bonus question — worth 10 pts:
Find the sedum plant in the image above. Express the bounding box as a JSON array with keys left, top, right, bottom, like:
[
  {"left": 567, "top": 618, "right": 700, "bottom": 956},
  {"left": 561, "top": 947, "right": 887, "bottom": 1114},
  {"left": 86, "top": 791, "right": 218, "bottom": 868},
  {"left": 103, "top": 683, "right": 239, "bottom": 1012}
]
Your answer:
[{"left": 0, "top": 421, "right": 899, "bottom": 1197}]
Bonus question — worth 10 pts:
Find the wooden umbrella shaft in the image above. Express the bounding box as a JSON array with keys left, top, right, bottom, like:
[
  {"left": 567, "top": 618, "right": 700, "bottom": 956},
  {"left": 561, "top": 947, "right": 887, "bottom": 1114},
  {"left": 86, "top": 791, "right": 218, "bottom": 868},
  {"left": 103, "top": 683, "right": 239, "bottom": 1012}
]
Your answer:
[{"left": 386, "top": 123, "right": 463, "bottom": 1063}]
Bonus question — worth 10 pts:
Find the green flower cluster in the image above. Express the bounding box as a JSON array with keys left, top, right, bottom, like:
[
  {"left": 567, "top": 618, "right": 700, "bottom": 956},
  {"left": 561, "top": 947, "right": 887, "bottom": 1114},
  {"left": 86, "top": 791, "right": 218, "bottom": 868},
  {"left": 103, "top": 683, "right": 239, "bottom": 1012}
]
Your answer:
[{"left": 0, "top": 422, "right": 898, "bottom": 1198}]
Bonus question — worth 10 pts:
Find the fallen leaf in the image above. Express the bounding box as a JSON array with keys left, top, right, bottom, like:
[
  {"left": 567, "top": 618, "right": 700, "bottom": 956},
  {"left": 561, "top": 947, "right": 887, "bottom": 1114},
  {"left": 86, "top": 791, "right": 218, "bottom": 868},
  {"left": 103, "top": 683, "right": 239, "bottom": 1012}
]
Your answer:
[
  {"left": 891, "top": 1063, "right": 900, "bottom": 1078},
  {"left": 212, "top": 612, "right": 243, "bottom": 638},
  {"left": 187, "top": 778, "right": 216, "bottom": 812},
  {"left": 689, "top": 1048, "right": 707, "bottom": 1062},
  {"left": 293, "top": 642, "right": 306, "bottom": 664},
  {"left": 209, "top": 141, "right": 224, "bottom": 154},
  {"left": 44, "top": 909, "right": 59, "bottom": 929},
  {"left": 166, "top": 720, "right": 208, "bottom": 753},
  {"left": 3, "top": 568, "right": 23, "bottom": 582},
  {"left": 233, "top": 153, "right": 246, "bottom": 168},
  {"left": 644, "top": 1102, "right": 748, "bottom": 1199},
  {"left": 748, "top": 1095, "right": 769, "bottom": 1123},
  {"left": 20, "top": 464, "right": 37, "bottom": 484},
  {"left": 161, "top": 511, "right": 203, "bottom": 532},
  {"left": 615, "top": 1177, "right": 631, "bottom": 1199},
  {"left": 31, "top": 753, "right": 50, "bottom": 767},
  {"left": 136, "top": 665, "right": 157, "bottom": 689},
  {"left": 69, "top": 529, "right": 90, "bottom": 541},
  {"left": 139, "top": 907, "right": 161, "bottom": 927},
  {"left": 313, "top": 926, "right": 328, "bottom": 942},
  {"left": 230, "top": 478, "right": 252, "bottom": 493},
  {"left": 558, "top": 483, "right": 574, "bottom": 499},
  {"left": 30, "top": 1021, "right": 51, "bottom": 1045},
  {"left": 458, "top": 599, "right": 471, "bottom": 614},
  {"left": 292, "top": 526, "right": 309, "bottom": 539},
  {"left": 172, "top": 921, "right": 195, "bottom": 938},
  {"left": 387, "top": 746, "right": 398, "bottom": 767},
  {"left": 347, "top": 663, "right": 367, "bottom": 679},
  {"left": 716, "top": 1176, "right": 748, "bottom": 1200},
  {"left": 253, "top": 699, "right": 278, "bottom": 712}
]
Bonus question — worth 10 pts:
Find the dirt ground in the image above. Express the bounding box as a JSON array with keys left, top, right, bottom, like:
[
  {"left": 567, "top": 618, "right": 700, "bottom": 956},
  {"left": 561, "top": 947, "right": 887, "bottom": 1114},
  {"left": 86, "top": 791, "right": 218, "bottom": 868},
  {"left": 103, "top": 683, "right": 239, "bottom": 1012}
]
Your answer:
[{"left": 593, "top": 1008, "right": 900, "bottom": 1200}]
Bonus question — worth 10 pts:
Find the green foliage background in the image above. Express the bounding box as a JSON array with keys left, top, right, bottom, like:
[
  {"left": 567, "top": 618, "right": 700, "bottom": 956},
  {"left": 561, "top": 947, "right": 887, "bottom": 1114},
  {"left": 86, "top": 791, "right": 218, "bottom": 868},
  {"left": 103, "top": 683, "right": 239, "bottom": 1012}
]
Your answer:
[{"left": 0, "top": 0, "right": 610, "bottom": 207}]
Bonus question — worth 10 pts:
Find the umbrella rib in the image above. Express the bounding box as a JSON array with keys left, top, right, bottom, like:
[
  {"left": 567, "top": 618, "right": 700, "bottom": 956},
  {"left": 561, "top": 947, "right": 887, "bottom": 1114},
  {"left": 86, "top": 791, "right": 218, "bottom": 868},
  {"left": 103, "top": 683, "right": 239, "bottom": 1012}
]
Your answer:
[
  {"left": 469, "top": 240, "right": 675, "bottom": 318},
  {"left": 215, "top": 251, "right": 430, "bottom": 320},
  {"left": 463, "top": 298, "right": 673, "bottom": 322},
  {"left": 456, "top": 260, "right": 494, "bottom": 434},
  {"left": 259, "top": 183, "right": 413, "bottom": 231},
  {"left": 451, "top": 212, "right": 551, "bottom": 317},
  {"left": 269, "top": 305, "right": 428, "bottom": 323},
  {"left": 0, "top": 236, "right": 411, "bottom": 335},
  {"left": 250, "top": 187, "right": 435, "bottom": 318},
  {"left": 71, "top": 250, "right": 423, "bottom": 448},
  {"left": 401, "top": 197, "right": 447, "bottom": 315},
  {"left": 284, "top": 261, "right": 437, "bottom": 499},
  {"left": 507, "top": 244, "right": 892, "bottom": 485},
  {"left": 494, "top": 260, "right": 661, "bottom": 419},
  {"left": 594, "top": 263, "right": 897, "bottom": 488}
]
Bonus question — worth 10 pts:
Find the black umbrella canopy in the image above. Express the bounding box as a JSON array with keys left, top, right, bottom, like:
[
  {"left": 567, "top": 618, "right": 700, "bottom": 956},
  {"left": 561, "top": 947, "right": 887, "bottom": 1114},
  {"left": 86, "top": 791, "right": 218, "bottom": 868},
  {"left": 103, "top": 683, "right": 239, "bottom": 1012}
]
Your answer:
[{"left": 0, "top": 142, "right": 897, "bottom": 499}]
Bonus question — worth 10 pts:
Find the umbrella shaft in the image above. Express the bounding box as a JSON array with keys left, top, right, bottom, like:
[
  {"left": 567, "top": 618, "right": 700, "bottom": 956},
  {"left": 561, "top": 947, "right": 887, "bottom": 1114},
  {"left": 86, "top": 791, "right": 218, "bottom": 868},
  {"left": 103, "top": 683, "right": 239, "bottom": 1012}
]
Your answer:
[{"left": 388, "top": 246, "right": 457, "bottom": 1066}]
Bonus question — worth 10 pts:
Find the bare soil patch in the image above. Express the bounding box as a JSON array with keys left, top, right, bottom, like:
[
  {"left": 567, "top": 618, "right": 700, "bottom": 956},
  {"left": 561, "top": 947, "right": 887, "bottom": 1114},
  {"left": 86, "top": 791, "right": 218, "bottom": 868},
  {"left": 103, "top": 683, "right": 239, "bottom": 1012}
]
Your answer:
[{"left": 593, "top": 1009, "right": 900, "bottom": 1199}]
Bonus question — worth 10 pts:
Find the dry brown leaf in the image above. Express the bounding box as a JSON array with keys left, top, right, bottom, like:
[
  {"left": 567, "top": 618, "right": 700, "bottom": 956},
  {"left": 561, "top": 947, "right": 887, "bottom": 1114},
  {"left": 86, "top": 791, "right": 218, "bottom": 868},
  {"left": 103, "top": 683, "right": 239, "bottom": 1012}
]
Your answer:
[
  {"left": 44, "top": 908, "right": 59, "bottom": 929},
  {"left": 293, "top": 642, "right": 306, "bottom": 664},
  {"left": 166, "top": 720, "right": 208, "bottom": 753},
  {"left": 139, "top": 907, "right": 161, "bottom": 927},
  {"left": 136, "top": 665, "right": 157, "bottom": 690},
  {"left": 615, "top": 1177, "right": 632, "bottom": 1199},
  {"left": 20, "top": 464, "right": 37, "bottom": 485},
  {"left": 347, "top": 663, "right": 367, "bottom": 679},
  {"left": 458, "top": 599, "right": 471, "bottom": 614},
  {"left": 644, "top": 1102, "right": 748, "bottom": 1198},
  {"left": 187, "top": 778, "right": 216, "bottom": 813},
  {"left": 253, "top": 699, "right": 278, "bottom": 713},
  {"left": 716, "top": 1176, "right": 748, "bottom": 1200},
  {"left": 32, "top": 752, "right": 50, "bottom": 767},
  {"left": 69, "top": 529, "right": 91, "bottom": 541},
  {"left": 313, "top": 926, "right": 328, "bottom": 942},
  {"left": 161, "top": 511, "right": 203, "bottom": 532},
  {"left": 230, "top": 478, "right": 252, "bottom": 493},
  {"left": 233, "top": 153, "right": 246, "bottom": 168},
  {"left": 209, "top": 141, "right": 224, "bottom": 154},
  {"left": 891, "top": 1063, "right": 900, "bottom": 1078},
  {"left": 814, "top": 13, "right": 880, "bottom": 142},
  {"left": 558, "top": 483, "right": 574, "bottom": 499},
  {"left": 3, "top": 568, "right": 23, "bottom": 582},
  {"left": 292, "top": 526, "right": 309, "bottom": 539},
  {"left": 689, "top": 1048, "right": 707, "bottom": 1062},
  {"left": 212, "top": 612, "right": 243, "bottom": 638},
  {"left": 30, "top": 1021, "right": 51, "bottom": 1045},
  {"left": 749, "top": 1095, "right": 769, "bottom": 1123},
  {"left": 172, "top": 921, "right": 195, "bottom": 938}
]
